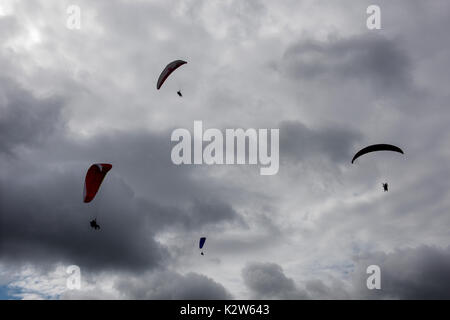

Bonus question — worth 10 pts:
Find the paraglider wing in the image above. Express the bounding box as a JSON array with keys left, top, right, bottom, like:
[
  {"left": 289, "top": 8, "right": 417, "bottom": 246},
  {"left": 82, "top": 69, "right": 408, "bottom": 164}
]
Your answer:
[
  {"left": 199, "top": 237, "right": 206, "bottom": 249},
  {"left": 157, "top": 60, "right": 187, "bottom": 90},
  {"left": 83, "top": 163, "right": 112, "bottom": 203},
  {"left": 351, "top": 144, "right": 404, "bottom": 164}
]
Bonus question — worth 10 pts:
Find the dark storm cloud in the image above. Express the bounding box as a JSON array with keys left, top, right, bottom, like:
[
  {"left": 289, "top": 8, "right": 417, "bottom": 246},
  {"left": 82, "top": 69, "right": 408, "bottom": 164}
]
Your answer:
[
  {"left": 242, "top": 262, "right": 308, "bottom": 299},
  {"left": 242, "top": 262, "right": 352, "bottom": 299},
  {"left": 114, "top": 271, "right": 232, "bottom": 299},
  {"left": 304, "top": 279, "right": 351, "bottom": 300},
  {"left": 243, "top": 246, "right": 450, "bottom": 300},
  {"left": 0, "top": 76, "right": 242, "bottom": 273},
  {"left": 280, "top": 34, "right": 412, "bottom": 93},
  {"left": 0, "top": 168, "right": 168, "bottom": 272},
  {"left": 280, "top": 121, "right": 362, "bottom": 164},
  {"left": 60, "top": 270, "right": 232, "bottom": 299},
  {"left": 352, "top": 246, "right": 450, "bottom": 299},
  {"left": 0, "top": 130, "right": 242, "bottom": 272},
  {"left": 0, "top": 76, "right": 165, "bottom": 272},
  {"left": 61, "top": 128, "right": 247, "bottom": 213},
  {"left": 0, "top": 77, "right": 63, "bottom": 155}
]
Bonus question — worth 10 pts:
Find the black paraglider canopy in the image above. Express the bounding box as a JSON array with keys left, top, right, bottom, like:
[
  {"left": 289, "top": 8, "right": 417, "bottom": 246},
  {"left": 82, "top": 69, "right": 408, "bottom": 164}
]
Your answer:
[{"left": 351, "top": 144, "right": 404, "bottom": 164}]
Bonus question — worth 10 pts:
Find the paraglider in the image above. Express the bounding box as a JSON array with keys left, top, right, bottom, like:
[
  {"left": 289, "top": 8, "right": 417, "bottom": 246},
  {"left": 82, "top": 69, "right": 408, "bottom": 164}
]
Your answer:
[
  {"left": 83, "top": 163, "right": 112, "bottom": 203},
  {"left": 352, "top": 144, "right": 403, "bottom": 192},
  {"left": 83, "top": 163, "right": 112, "bottom": 231},
  {"left": 157, "top": 60, "right": 187, "bottom": 91},
  {"left": 351, "top": 144, "right": 404, "bottom": 164},
  {"left": 199, "top": 237, "right": 206, "bottom": 255},
  {"left": 90, "top": 219, "right": 101, "bottom": 230}
]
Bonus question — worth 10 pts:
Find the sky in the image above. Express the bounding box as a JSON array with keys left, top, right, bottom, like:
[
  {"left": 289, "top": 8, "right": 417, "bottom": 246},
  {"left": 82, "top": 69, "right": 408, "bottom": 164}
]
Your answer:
[{"left": 1, "top": 0, "right": 450, "bottom": 299}]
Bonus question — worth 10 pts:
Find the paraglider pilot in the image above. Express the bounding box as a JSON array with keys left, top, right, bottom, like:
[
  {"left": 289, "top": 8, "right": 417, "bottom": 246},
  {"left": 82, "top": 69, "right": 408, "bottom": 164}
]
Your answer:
[
  {"left": 382, "top": 183, "right": 388, "bottom": 192},
  {"left": 90, "top": 219, "right": 101, "bottom": 230},
  {"left": 177, "top": 90, "right": 182, "bottom": 97}
]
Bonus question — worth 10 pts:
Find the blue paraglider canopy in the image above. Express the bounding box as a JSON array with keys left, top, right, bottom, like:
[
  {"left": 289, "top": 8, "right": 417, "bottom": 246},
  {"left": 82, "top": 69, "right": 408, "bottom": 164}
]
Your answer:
[{"left": 199, "top": 237, "right": 206, "bottom": 249}]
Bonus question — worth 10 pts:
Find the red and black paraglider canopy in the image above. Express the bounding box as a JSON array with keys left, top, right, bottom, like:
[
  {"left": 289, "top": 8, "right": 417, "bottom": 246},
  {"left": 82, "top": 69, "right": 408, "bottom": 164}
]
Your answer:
[
  {"left": 83, "top": 163, "right": 112, "bottom": 203},
  {"left": 156, "top": 60, "right": 187, "bottom": 90}
]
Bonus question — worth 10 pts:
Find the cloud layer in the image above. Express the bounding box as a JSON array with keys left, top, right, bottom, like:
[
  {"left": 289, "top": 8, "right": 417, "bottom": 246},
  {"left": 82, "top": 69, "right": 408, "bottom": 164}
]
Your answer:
[{"left": 1, "top": 0, "right": 450, "bottom": 299}]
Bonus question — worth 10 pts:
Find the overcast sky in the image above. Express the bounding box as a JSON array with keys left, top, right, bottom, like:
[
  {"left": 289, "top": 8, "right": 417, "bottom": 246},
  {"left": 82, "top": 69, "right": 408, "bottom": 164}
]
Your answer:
[{"left": 1, "top": 0, "right": 450, "bottom": 299}]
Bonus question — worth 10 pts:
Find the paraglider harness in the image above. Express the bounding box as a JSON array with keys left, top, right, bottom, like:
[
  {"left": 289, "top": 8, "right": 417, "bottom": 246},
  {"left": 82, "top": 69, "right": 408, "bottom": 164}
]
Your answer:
[{"left": 90, "top": 219, "right": 101, "bottom": 230}]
